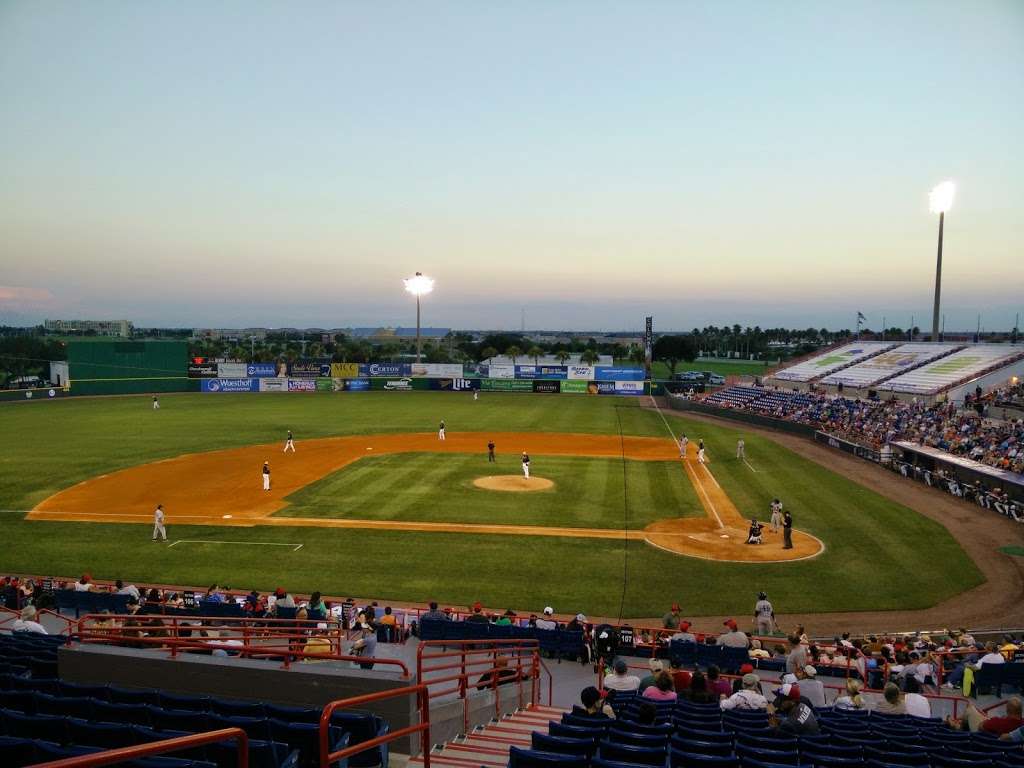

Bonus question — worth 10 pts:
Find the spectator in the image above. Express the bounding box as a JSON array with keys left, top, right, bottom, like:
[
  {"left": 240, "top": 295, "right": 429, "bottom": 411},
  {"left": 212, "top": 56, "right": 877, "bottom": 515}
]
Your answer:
[
  {"left": 536, "top": 607, "right": 558, "bottom": 631},
  {"left": 717, "top": 619, "right": 749, "bottom": 648},
  {"left": 874, "top": 683, "right": 906, "bottom": 715},
  {"left": 115, "top": 580, "right": 140, "bottom": 600},
  {"left": 685, "top": 671, "right": 717, "bottom": 704},
  {"left": 669, "top": 620, "right": 697, "bottom": 643},
  {"left": 604, "top": 658, "right": 641, "bottom": 692},
  {"left": 797, "top": 665, "right": 826, "bottom": 708},
  {"left": 662, "top": 603, "right": 682, "bottom": 630},
  {"left": 495, "top": 610, "right": 516, "bottom": 627},
  {"left": 642, "top": 671, "right": 678, "bottom": 702},
  {"left": 785, "top": 636, "right": 807, "bottom": 674},
  {"left": 901, "top": 676, "right": 931, "bottom": 717},
  {"left": 476, "top": 656, "right": 520, "bottom": 690},
  {"left": 580, "top": 686, "right": 615, "bottom": 719},
  {"left": 272, "top": 588, "right": 295, "bottom": 613},
  {"left": 706, "top": 665, "right": 731, "bottom": 699},
  {"left": 350, "top": 613, "right": 377, "bottom": 669},
  {"left": 12, "top": 605, "right": 47, "bottom": 634},
  {"left": 635, "top": 702, "right": 657, "bottom": 725},
  {"left": 74, "top": 574, "right": 93, "bottom": 592},
  {"left": 833, "top": 679, "right": 866, "bottom": 710},
  {"left": 307, "top": 592, "right": 328, "bottom": 621},
  {"left": 204, "top": 585, "right": 224, "bottom": 603},
  {"left": 950, "top": 697, "right": 1023, "bottom": 735},
  {"left": 769, "top": 684, "right": 819, "bottom": 735},
  {"left": 669, "top": 656, "right": 692, "bottom": 693},
  {"left": 422, "top": 601, "right": 449, "bottom": 621},
  {"left": 638, "top": 658, "right": 664, "bottom": 691},
  {"left": 720, "top": 673, "right": 767, "bottom": 710},
  {"left": 466, "top": 601, "right": 489, "bottom": 623}
]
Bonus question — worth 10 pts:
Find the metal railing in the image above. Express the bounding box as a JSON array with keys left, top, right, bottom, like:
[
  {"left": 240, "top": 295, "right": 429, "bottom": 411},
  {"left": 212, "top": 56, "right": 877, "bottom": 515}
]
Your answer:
[
  {"left": 319, "top": 685, "right": 430, "bottom": 768},
  {"left": 0, "top": 604, "right": 78, "bottom": 637},
  {"left": 27, "top": 727, "right": 248, "bottom": 768}
]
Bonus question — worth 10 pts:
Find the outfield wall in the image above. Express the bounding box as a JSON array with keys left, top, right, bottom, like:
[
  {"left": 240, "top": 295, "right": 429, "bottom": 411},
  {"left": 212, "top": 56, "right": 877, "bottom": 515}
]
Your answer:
[{"left": 200, "top": 377, "right": 650, "bottom": 396}]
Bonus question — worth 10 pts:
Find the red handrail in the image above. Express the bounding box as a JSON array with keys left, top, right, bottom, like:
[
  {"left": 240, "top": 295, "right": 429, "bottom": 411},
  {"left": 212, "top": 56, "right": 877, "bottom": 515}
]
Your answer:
[
  {"left": 27, "top": 727, "right": 248, "bottom": 768},
  {"left": 319, "top": 685, "right": 430, "bottom": 768}
]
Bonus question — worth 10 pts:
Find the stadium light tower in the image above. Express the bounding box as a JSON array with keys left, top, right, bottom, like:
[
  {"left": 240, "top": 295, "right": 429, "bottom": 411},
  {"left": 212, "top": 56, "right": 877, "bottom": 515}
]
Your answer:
[
  {"left": 929, "top": 181, "right": 955, "bottom": 343},
  {"left": 403, "top": 272, "right": 435, "bottom": 363}
]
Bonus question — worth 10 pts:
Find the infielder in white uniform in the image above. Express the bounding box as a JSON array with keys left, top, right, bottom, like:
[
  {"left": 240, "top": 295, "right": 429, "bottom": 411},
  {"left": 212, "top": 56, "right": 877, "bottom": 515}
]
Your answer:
[
  {"left": 152, "top": 504, "right": 167, "bottom": 542},
  {"left": 679, "top": 434, "right": 689, "bottom": 458},
  {"left": 736, "top": 438, "right": 745, "bottom": 459},
  {"left": 262, "top": 461, "right": 271, "bottom": 491},
  {"left": 284, "top": 430, "right": 295, "bottom": 452},
  {"left": 698, "top": 447, "right": 706, "bottom": 464},
  {"left": 521, "top": 452, "right": 530, "bottom": 479},
  {"left": 438, "top": 420, "right": 446, "bottom": 441}
]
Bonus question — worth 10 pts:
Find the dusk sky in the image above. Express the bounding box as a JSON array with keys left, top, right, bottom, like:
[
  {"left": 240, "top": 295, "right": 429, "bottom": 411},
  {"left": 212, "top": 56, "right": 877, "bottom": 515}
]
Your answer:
[{"left": 1, "top": 1, "right": 1022, "bottom": 332}]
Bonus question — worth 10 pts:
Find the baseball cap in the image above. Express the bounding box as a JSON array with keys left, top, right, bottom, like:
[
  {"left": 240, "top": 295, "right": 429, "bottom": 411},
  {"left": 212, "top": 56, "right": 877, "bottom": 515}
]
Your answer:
[
  {"left": 740, "top": 663, "right": 754, "bottom": 675},
  {"left": 803, "top": 665, "right": 818, "bottom": 677},
  {"left": 543, "top": 607, "right": 553, "bottom": 615},
  {"left": 742, "top": 673, "right": 760, "bottom": 689},
  {"left": 723, "top": 619, "right": 738, "bottom": 630},
  {"left": 671, "top": 603, "right": 681, "bottom": 611},
  {"left": 648, "top": 658, "right": 665, "bottom": 673},
  {"left": 679, "top": 621, "right": 691, "bottom": 631},
  {"left": 473, "top": 601, "right": 482, "bottom": 611},
  {"left": 782, "top": 673, "right": 798, "bottom": 684},
  {"left": 575, "top": 613, "right": 586, "bottom": 622},
  {"left": 777, "top": 683, "right": 801, "bottom": 700}
]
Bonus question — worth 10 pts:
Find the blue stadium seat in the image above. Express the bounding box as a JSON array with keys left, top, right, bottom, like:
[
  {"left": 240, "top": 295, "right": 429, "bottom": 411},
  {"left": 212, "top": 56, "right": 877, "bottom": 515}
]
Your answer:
[
  {"left": 1, "top": 709, "right": 71, "bottom": 742},
  {"left": 532, "top": 732, "right": 596, "bottom": 757},
  {"left": 34, "top": 692, "right": 94, "bottom": 720},
  {"left": 110, "top": 686, "right": 162, "bottom": 706},
  {"left": 735, "top": 743, "right": 802, "bottom": 765},
  {"left": 508, "top": 746, "right": 589, "bottom": 768},
  {"left": 59, "top": 680, "right": 110, "bottom": 700},
  {"left": 131, "top": 726, "right": 211, "bottom": 762},
  {"left": 209, "top": 738, "right": 296, "bottom": 768},
  {"left": 598, "top": 739, "right": 666, "bottom": 766},
  {"left": 213, "top": 698, "right": 267, "bottom": 718},
  {"left": 606, "top": 729, "right": 669, "bottom": 749},
  {"left": 612, "top": 720, "right": 673, "bottom": 737},
  {"left": 863, "top": 747, "right": 929, "bottom": 766},
  {"left": 148, "top": 706, "right": 212, "bottom": 733},
  {"left": 671, "top": 737, "right": 735, "bottom": 756},
  {"left": 92, "top": 699, "right": 154, "bottom": 726},
  {"left": 0, "top": 690, "right": 35, "bottom": 714},
  {"left": 0, "top": 735, "right": 37, "bottom": 768},
  {"left": 668, "top": 748, "right": 739, "bottom": 768},
  {"left": 159, "top": 692, "right": 213, "bottom": 711},
  {"left": 327, "top": 711, "right": 389, "bottom": 768},
  {"left": 67, "top": 718, "right": 136, "bottom": 748},
  {"left": 208, "top": 714, "right": 273, "bottom": 743},
  {"left": 547, "top": 722, "right": 604, "bottom": 742},
  {"left": 266, "top": 704, "right": 321, "bottom": 724},
  {"left": 268, "top": 719, "right": 348, "bottom": 768}
]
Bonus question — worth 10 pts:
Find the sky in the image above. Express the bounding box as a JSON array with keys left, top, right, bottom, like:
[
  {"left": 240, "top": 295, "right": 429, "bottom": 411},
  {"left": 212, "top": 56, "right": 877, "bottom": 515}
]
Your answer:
[{"left": 1, "top": 1, "right": 1022, "bottom": 332}]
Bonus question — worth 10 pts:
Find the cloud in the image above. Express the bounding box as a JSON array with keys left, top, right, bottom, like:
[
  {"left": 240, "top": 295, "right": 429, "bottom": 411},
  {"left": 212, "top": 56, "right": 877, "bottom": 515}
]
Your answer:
[{"left": 0, "top": 286, "right": 55, "bottom": 304}]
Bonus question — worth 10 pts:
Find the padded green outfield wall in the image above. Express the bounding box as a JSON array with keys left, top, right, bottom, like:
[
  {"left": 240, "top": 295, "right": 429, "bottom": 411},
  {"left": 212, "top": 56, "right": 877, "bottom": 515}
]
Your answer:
[{"left": 67, "top": 340, "right": 192, "bottom": 394}]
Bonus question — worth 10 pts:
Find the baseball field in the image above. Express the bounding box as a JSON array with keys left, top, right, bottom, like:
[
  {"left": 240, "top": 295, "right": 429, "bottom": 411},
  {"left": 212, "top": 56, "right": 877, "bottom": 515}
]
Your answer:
[{"left": 0, "top": 392, "right": 983, "bottom": 619}]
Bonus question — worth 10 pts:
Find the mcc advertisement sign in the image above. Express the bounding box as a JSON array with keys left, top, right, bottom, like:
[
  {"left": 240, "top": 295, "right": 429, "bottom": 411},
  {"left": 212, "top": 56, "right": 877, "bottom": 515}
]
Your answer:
[{"left": 330, "top": 363, "right": 360, "bottom": 378}]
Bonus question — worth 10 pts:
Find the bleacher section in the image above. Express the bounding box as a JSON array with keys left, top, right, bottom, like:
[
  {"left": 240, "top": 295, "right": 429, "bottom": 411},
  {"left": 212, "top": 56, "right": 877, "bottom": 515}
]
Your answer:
[
  {"left": 771, "top": 342, "right": 896, "bottom": 383},
  {"left": 881, "top": 345, "right": 1024, "bottom": 396},
  {"left": 419, "top": 619, "right": 586, "bottom": 661},
  {"left": 820, "top": 343, "right": 963, "bottom": 389}
]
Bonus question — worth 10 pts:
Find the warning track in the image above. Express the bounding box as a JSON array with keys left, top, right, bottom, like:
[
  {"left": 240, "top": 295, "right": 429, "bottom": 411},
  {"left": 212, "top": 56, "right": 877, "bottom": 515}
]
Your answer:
[{"left": 28, "top": 431, "right": 822, "bottom": 562}]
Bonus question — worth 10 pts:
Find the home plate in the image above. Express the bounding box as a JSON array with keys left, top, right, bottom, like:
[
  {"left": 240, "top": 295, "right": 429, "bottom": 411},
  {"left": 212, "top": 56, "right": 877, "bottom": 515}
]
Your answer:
[
  {"left": 222, "top": 514, "right": 233, "bottom": 519},
  {"left": 366, "top": 447, "right": 373, "bottom": 451},
  {"left": 720, "top": 534, "right": 730, "bottom": 538}
]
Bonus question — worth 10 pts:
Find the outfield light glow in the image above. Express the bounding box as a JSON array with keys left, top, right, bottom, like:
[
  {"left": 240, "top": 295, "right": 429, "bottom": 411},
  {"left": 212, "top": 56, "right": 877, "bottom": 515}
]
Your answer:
[
  {"left": 929, "top": 180, "right": 955, "bottom": 214},
  {"left": 403, "top": 272, "right": 434, "bottom": 297}
]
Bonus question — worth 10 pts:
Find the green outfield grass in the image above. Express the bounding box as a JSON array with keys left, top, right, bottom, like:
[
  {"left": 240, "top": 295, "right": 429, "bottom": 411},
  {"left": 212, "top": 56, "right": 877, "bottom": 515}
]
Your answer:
[
  {"left": 277, "top": 454, "right": 704, "bottom": 528},
  {"left": 0, "top": 392, "right": 984, "bottom": 617}
]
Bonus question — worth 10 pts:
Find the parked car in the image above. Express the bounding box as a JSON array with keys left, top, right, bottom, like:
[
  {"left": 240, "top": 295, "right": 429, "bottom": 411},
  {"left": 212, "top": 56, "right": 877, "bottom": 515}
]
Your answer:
[
  {"left": 707, "top": 374, "right": 726, "bottom": 386},
  {"left": 671, "top": 371, "right": 703, "bottom": 382}
]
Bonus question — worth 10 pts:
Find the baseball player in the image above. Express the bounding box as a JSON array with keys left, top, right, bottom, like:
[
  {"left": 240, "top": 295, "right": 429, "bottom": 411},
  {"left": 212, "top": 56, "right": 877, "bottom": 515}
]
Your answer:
[
  {"left": 769, "top": 499, "right": 783, "bottom": 532},
  {"left": 698, "top": 446, "right": 706, "bottom": 464},
  {"left": 284, "top": 429, "right": 295, "bottom": 453},
  {"left": 521, "top": 452, "right": 530, "bottom": 479},
  {"left": 152, "top": 396, "right": 160, "bottom": 410},
  {"left": 487, "top": 440, "right": 496, "bottom": 463},
  {"left": 679, "top": 434, "right": 689, "bottom": 458},
  {"left": 754, "top": 591, "right": 775, "bottom": 636},
  {"left": 262, "top": 461, "right": 271, "bottom": 491},
  {"left": 473, "top": 390, "right": 479, "bottom": 401},
  {"left": 152, "top": 504, "right": 167, "bottom": 542},
  {"left": 438, "top": 420, "right": 446, "bottom": 441},
  {"left": 736, "top": 438, "right": 745, "bottom": 459}
]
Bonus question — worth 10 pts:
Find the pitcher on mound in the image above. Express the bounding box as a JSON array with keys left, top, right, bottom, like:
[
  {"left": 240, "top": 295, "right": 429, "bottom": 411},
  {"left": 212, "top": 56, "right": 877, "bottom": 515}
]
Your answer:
[{"left": 521, "top": 452, "right": 530, "bottom": 479}]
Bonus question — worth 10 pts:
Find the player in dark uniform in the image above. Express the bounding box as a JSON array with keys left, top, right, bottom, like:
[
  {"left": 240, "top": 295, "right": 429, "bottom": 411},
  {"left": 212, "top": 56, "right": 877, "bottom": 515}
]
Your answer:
[
  {"left": 782, "top": 511, "right": 793, "bottom": 549},
  {"left": 487, "top": 441, "right": 496, "bottom": 462}
]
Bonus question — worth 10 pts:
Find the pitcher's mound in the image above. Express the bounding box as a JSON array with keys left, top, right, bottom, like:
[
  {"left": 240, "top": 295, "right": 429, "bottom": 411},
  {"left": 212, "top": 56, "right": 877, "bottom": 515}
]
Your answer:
[{"left": 473, "top": 475, "right": 554, "bottom": 492}]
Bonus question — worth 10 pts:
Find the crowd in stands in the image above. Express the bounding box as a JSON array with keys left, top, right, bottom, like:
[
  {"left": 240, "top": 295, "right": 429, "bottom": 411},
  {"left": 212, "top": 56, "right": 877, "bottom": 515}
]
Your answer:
[{"left": 699, "top": 384, "right": 1024, "bottom": 475}]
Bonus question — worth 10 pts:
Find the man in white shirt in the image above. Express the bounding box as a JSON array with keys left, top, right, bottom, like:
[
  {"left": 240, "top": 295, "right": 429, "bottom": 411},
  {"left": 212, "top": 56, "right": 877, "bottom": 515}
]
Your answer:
[
  {"left": 717, "top": 619, "right": 749, "bottom": 648},
  {"left": 977, "top": 644, "right": 1007, "bottom": 668},
  {"left": 603, "top": 658, "right": 641, "bottom": 692},
  {"left": 12, "top": 605, "right": 47, "bottom": 634},
  {"left": 797, "top": 665, "right": 827, "bottom": 708},
  {"left": 115, "top": 580, "right": 141, "bottom": 600},
  {"left": 152, "top": 504, "right": 167, "bottom": 542},
  {"left": 720, "top": 673, "right": 767, "bottom": 710},
  {"left": 535, "top": 607, "right": 558, "bottom": 631}
]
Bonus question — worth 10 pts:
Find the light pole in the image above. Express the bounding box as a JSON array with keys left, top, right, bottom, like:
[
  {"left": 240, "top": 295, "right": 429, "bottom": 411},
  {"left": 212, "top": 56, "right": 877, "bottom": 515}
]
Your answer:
[
  {"left": 403, "top": 272, "right": 435, "bottom": 363},
  {"left": 929, "top": 181, "right": 955, "bottom": 342}
]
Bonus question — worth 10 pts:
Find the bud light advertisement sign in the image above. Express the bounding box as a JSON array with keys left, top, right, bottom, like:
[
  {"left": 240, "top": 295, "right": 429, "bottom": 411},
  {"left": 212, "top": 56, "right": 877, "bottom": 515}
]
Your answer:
[{"left": 246, "top": 363, "right": 277, "bottom": 378}]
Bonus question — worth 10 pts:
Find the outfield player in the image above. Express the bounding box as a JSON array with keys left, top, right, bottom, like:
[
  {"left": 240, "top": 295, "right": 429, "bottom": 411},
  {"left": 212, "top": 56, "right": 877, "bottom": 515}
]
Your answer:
[
  {"left": 737, "top": 438, "right": 746, "bottom": 459},
  {"left": 284, "top": 429, "right": 295, "bottom": 453},
  {"left": 473, "top": 390, "right": 479, "bottom": 401},
  {"left": 262, "top": 461, "right": 271, "bottom": 491},
  {"left": 487, "top": 440, "right": 496, "bottom": 463},
  {"left": 769, "top": 499, "right": 783, "bottom": 532},
  {"left": 521, "top": 452, "right": 530, "bottom": 479},
  {"left": 754, "top": 591, "right": 775, "bottom": 635},
  {"left": 152, "top": 504, "right": 167, "bottom": 542},
  {"left": 152, "top": 396, "right": 160, "bottom": 410},
  {"left": 679, "top": 434, "right": 688, "bottom": 458},
  {"left": 438, "top": 420, "right": 446, "bottom": 441}
]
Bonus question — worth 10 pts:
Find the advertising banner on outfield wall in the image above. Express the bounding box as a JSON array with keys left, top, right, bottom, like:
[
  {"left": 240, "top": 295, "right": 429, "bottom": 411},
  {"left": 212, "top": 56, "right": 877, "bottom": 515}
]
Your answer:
[
  {"left": 259, "top": 377, "right": 288, "bottom": 392},
  {"left": 481, "top": 379, "right": 533, "bottom": 392},
  {"left": 595, "top": 367, "right": 645, "bottom": 381},
  {"left": 487, "top": 364, "right": 515, "bottom": 379},
  {"left": 533, "top": 380, "right": 561, "bottom": 393},
  {"left": 462, "top": 363, "right": 488, "bottom": 378},
  {"left": 217, "top": 363, "right": 247, "bottom": 378},
  {"left": 315, "top": 378, "right": 333, "bottom": 392},
  {"left": 202, "top": 378, "right": 258, "bottom": 392},
  {"left": 290, "top": 361, "right": 331, "bottom": 378},
  {"left": 330, "top": 363, "right": 360, "bottom": 378},
  {"left": 188, "top": 363, "right": 218, "bottom": 378},
  {"left": 410, "top": 363, "right": 464, "bottom": 378},
  {"left": 596, "top": 382, "right": 617, "bottom": 394},
  {"left": 360, "top": 363, "right": 411, "bottom": 377},
  {"left": 287, "top": 378, "right": 316, "bottom": 392},
  {"left": 614, "top": 381, "right": 645, "bottom": 395},
  {"left": 246, "top": 363, "right": 278, "bottom": 378},
  {"left": 516, "top": 365, "right": 566, "bottom": 380},
  {"left": 561, "top": 380, "right": 589, "bottom": 394},
  {"left": 431, "top": 378, "right": 481, "bottom": 391},
  {"left": 345, "top": 379, "right": 371, "bottom": 391},
  {"left": 565, "top": 365, "right": 595, "bottom": 380}
]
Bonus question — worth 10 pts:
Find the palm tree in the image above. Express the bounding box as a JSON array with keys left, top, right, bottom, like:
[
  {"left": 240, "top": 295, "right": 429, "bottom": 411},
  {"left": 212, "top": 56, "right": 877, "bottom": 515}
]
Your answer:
[
  {"left": 628, "top": 345, "right": 646, "bottom": 367},
  {"left": 580, "top": 349, "right": 599, "bottom": 366},
  {"left": 480, "top": 346, "right": 498, "bottom": 363},
  {"left": 527, "top": 346, "right": 544, "bottom": 365},
  {"left": 505, "top": 345, "right": 523, "bottom": 366},
  {"left": 555, "top": 350, "right": 571, "bottom": 366}
]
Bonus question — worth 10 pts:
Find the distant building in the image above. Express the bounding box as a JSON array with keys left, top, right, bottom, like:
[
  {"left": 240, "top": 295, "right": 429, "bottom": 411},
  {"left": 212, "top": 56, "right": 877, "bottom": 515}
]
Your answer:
[
  {"left": 194, "top": 328, "right": 268, "bottom": 342},
  {"left": 347, "top": 327, "right": 451, "bottom": 344},
  {"left": 44, "top": 319, "right": 133, "bottom": 337}
]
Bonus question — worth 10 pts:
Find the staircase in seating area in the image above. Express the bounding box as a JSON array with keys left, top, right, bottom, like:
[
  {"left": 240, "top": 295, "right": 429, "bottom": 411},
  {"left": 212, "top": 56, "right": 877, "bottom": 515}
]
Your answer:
[{"left": 409, "top": 704, "right": 569, "bottom": 768}]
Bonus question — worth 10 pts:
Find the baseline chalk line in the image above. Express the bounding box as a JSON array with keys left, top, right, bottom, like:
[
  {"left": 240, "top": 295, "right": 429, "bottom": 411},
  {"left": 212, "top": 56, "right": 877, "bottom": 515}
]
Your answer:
[{"left": 168, "top": 540, "right": 303, "bottom": 551}]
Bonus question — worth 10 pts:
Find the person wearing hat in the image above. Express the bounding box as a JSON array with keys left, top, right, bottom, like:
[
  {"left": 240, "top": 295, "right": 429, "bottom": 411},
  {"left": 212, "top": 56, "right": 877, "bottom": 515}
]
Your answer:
[
  {"left": 536, "top": 607, "right": 557, "bottom": 631},
  {"left": 662, "top": 603, "right": 682, "bottom": 630},
  {"left": 754, "top": 592, "right": 776, "bottom": 636},
  {"left": 603, "top": 658, "right": 641, "bottom": 692},
  {"left": 350, "top": 611, "right": 378, "bottom": 669},
  {"left": 720, "top": 672, "right": 767, "bottom": 710},
  {"left": 796, "top": 664, "right": 826, "bottom": 708},
  {"left": 717, "top": 619, "right": 750, "bottom": 649},
  {"left": 638, "top": 658, "right": 665, "bottom": 692},
  {"left": 262, "top": 460, "right": 271, "bottom": 491},
  {"left": 12, "top": 605, "right": 47, "bottom": 634},
  {"left": 466, "top": 602, "right": 488, "bottom": 623},
  {"left": 670, "top": 620, "right": 696, "bottom": 644},
  {"left": 769, "top": 683, "right": 818, "bottom": 734}
]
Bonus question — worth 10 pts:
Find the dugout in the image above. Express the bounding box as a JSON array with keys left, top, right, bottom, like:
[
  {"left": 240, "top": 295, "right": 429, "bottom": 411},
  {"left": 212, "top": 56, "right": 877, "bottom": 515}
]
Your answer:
[{"left": 65, "top": 340, "right": 196, "bottom": 395}]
